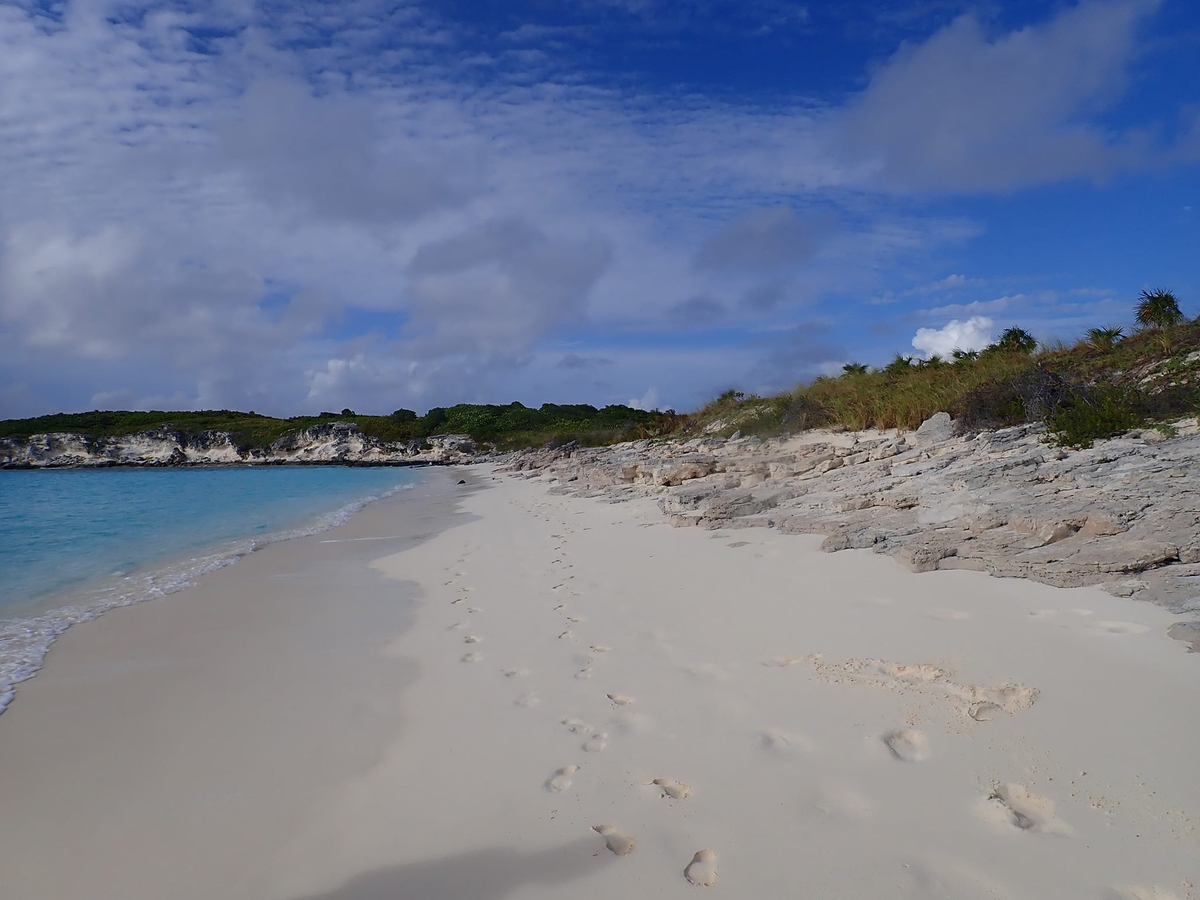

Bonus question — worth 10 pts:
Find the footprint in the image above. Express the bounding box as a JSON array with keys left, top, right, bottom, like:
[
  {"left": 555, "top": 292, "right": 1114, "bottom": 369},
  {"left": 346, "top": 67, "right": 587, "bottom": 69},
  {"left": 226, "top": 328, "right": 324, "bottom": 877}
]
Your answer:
[
  {"left": 461, "top": 652, "right": 483, "bottom": 663},
  {"left": 760, "top": 729, "right": 815, "bottom": 754},
  {"left": 684, "top": 849, "right": 718, "bottom": 886},
  {"left": 514, "top": 692, "right": 540, "bottom": 708},
  {"left": 467, "top": 607, "right": 482, "bottom": 614},
  {"left": 583, "top": 733, "right": 607, "bottom": 752},
  {"left": 650, "top": 778, "right": 691, "bottom": 799},
  {"left": 559, "top": 630, "right": 574, "bottom": 640},
  {"left": 590, "top": 645, "right": 611, "bottom": 653},
  {"left": 576, "top": 668, "right": 593, "bottom": 680},
  {"left": 1094, "top": 621, "right": 1151, "bottom": 635},
  {"left": 948, "top": 682, "right": 1039, "bottom": 719},
  {"left": 562, "top": 718, "right": 592, "bottom": 734},
  {"left": 969, "top": 701, "right": 1002, "bottom": 722},
  {"left": 464, "top": 635, "right": 482, "bottom": 644},
  {"left": 502, "top": 668, "right": 527, "bottom": 679},
  {"left": 607, "top": 693, "right": 635, "bottom": 706},
  {"left": 592, "top": 825, "right": 636, "bottom": 856},
  {"left": 982, "top": 783, "right": 1073, "bottom": 835},
  {"left": 567, "top": 616, "right": 583, "bottom": 623},
  {"left": 727, "top": 541, "right": 750, "bottom": 548},
  {"left": 876, "top": 661, "right": 949, "bottom": 683},
  {"left": 881, "top": 728, "right": 929, "bottom": 762},
  {"left": 544, "top": 765, "right": 578, "bottom": 793}
]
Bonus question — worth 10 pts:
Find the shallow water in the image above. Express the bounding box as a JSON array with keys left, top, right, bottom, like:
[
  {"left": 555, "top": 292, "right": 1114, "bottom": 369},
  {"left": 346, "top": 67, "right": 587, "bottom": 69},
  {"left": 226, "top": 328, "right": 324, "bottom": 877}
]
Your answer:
[{"left": 0, "top": 466, "right": 422, "bottom": 711}]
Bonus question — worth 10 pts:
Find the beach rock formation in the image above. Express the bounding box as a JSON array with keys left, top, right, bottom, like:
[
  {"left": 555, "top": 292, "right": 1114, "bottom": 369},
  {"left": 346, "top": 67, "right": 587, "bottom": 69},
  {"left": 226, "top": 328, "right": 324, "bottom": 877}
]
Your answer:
[
  {"left": 0, "top": 423, "right": 478, "bottom": 468},
  {"left": 499, "top": 416, "right": 1200, "bottom": 626}
]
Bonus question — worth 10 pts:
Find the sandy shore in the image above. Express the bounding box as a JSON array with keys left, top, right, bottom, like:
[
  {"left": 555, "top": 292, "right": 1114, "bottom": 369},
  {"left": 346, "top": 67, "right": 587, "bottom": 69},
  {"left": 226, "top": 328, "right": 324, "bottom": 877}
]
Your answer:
[{"left": 1, "top": 466, "right": 1196, "bottom": 899}]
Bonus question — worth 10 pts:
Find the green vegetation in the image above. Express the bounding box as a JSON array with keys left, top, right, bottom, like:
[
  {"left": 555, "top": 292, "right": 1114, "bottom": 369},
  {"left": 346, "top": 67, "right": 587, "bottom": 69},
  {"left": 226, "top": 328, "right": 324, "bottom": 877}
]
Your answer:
[
  {"left": 1086, "top": 326, "right": 1124, "bottom": 350},
  {"left": 1043, "top": 383, "right": 1147, "bottom": 450},
  {"left": 990, "top": 326, "right": 1038, "bottom": 355},
  {"left": 0, "top": 403, "right": 674, "bottom": 451},
  {"left": 683, "top": 290, "right": 1199, "bottom": 450},
  {"left": 3, "top": 290, "right": 1196, "bottom": 455},
  {"left": 1135, "top": 289, "right": 1183, "bottom": 329}
]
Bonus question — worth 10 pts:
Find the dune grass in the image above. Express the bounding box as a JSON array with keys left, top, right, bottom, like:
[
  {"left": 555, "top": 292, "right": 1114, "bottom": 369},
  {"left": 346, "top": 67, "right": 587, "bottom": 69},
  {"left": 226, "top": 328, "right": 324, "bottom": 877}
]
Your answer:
[{"left": 683, "top": 318, "right": 1200, "bottom": 448}]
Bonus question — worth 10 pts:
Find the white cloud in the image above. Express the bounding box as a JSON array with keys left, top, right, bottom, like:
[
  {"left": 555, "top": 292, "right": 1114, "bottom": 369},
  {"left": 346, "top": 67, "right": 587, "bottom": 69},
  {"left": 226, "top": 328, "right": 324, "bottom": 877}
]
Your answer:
[
  {"left": 911, "top": 316, "right": 994, "bottom": 358},
  {"left": 905, "top": 273, "right": 986, "bottom": 295},
  {"left": 628, "top": 387, "right": 660, "bottom": 410},
  {"left": 0, "top": 0, "right": 1190, "bottom": 418},
  {"left": 837, "top": 0, "right": 1165, "bottom": 191}
]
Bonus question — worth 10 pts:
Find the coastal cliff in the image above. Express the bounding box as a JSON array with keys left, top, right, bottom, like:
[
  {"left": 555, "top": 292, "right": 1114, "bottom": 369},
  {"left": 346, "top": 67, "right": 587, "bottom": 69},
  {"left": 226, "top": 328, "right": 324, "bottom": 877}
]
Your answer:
[
  {"left": 0, "top": 422, "right": 479, "bottom": 468},
  {"left": 501, "top": 413, "right": 1200, "bottom": 639}
]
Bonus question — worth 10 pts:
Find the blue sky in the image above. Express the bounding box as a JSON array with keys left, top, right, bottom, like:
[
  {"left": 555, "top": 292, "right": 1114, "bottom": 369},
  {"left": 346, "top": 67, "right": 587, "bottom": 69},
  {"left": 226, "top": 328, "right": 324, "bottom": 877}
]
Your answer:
[{"left": 0, "top": 0, "right": 1197, "bottom": 417}]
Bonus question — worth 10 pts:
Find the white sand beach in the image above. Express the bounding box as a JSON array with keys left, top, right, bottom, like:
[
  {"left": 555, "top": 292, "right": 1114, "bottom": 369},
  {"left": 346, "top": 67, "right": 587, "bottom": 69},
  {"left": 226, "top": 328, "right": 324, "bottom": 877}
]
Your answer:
[{"left": 1, "top": 466, "right": 1196, "bottom": 899}]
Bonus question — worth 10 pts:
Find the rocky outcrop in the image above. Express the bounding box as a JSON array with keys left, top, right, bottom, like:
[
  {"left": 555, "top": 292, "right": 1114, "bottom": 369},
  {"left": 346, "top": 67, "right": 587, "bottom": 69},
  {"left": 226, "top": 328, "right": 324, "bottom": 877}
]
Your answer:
[
  {"left": 499, "top": 416, "right": 1200, "bottom": 629},
  {"left": 0, "top": 423, "right": 481, "bottom": 468}
]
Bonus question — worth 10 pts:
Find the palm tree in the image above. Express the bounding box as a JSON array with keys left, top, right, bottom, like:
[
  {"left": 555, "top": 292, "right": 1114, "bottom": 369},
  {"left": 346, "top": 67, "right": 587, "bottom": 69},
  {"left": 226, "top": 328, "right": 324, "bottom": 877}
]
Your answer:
[
  {"left": 951, "top": 348, "right": 979, "bottom": 363},
  {"left": 993, "top": 326, "right": 1037, "bottom": 354},
  {"left": 1135, "top": 289, "right": 1183, "bottom": 329},
  {"left": 884, "top": 354, "right": 914, "bottom": 375},
  {"left": 841, "top": 362, "right": 868, "bottom": 376},
  {"left": 1086, "top": 326, "right": 1124, "bottom": 350}
]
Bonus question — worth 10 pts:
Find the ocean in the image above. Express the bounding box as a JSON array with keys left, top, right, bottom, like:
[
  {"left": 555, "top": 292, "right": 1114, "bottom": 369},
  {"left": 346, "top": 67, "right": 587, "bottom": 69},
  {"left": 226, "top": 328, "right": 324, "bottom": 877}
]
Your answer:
[{"left": 0, "top": 465, "right": 422, "bottom": 712}]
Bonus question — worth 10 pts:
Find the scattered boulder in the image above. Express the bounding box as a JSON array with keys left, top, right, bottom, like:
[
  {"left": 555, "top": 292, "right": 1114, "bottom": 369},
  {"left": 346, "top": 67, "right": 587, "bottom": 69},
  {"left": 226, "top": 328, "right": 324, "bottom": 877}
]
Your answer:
[{"left": 914, "top": 412, "right": 955, "bottom": 445}]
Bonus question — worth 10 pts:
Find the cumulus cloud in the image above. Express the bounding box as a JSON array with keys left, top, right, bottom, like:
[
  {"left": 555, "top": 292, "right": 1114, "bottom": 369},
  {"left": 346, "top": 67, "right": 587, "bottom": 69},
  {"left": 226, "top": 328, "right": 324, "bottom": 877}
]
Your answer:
[
  {"left": 628, "top": 387, "right": 660, "bottom": 410},
  {"left": 911, "top": 316, "right": 994, "bottom": 358}
]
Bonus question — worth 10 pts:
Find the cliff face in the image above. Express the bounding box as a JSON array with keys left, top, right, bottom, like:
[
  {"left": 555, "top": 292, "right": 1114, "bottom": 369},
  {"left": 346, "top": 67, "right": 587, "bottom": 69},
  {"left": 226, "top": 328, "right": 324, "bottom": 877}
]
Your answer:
[
  {"left": 0, "top": 423, "right": 479, "bottom": 468},
  {"left": 500, "top": 414, "right": 1200, "bottom": 633}
]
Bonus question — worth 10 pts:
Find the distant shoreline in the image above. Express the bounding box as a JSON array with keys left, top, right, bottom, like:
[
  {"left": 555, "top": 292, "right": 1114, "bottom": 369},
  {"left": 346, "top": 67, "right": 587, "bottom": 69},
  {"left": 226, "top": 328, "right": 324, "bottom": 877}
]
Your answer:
[{"left": 1, "top": 458, "right": 450, "bottom": 470}]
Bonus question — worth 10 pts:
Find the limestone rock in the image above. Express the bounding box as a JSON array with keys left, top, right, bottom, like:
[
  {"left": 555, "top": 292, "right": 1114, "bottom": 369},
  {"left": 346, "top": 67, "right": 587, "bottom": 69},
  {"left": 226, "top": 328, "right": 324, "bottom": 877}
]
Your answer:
[
  {"left": 499, "top": 415, "right": 1200, "bottom": 625},
  {"left": 914, "top": 412, "right": 955, "bottom": 445}
]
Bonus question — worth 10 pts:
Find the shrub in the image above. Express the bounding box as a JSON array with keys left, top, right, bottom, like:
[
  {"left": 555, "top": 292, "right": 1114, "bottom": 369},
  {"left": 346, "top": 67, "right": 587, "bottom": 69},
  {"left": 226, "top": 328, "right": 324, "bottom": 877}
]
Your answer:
[
  {"left": 842, "top": 362, "right": 868, "bottom": 376},
  {"left": 1086, "top": 326, "right": 1124, "bottom": 350},
  {"left": 954, "top": 367, "right": 1066, "bottom": 433},
  {"left": 990, "top": 326, "right": 1037, "bottom": 354},
  {"left": 1045, "top": 384, "right": 1146, "bottom": 449},
  {"left": 1135, "top": 289, "right": 1183, "bottom": 329}
]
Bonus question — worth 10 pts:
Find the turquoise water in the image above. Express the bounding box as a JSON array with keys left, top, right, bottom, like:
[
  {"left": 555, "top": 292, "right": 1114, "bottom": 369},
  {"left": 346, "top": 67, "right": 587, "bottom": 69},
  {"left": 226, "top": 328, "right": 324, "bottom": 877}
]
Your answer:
[{"left": 0, "top": 466, "right": 422, "bottom": 711}]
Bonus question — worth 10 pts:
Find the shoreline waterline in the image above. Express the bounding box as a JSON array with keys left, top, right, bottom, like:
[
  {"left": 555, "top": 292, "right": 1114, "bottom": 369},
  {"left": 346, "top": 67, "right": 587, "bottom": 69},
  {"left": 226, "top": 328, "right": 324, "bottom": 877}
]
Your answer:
[
  {"left": 0, "top": 466, "right": 478, "bottom": 900},
  {"left": 0, "top": 465, "right": 431, "bottom": 714}
]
